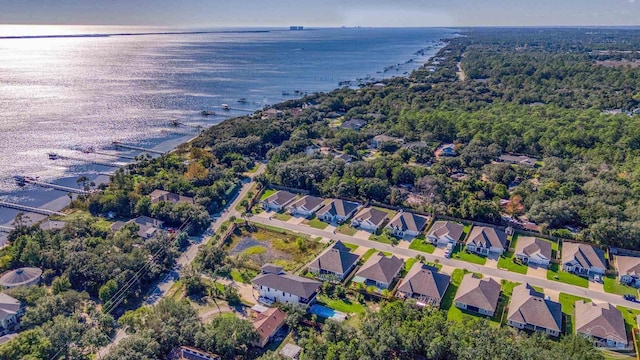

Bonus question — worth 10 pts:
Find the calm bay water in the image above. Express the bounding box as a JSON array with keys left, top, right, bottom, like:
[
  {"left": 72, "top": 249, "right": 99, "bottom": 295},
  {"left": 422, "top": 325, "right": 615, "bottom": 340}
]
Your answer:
[{"left": 0, "top": 26, "right": 453, "bottom": 197}]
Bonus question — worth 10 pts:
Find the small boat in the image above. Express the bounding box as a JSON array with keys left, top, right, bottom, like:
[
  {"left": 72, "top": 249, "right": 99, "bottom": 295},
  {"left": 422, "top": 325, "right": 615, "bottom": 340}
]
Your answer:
[
  {"left": 48, "top": 153, "right": 59, "bottom": 160},
  {"left": 221, "top": 104, "right": 230, "bottom": 111},
  {"left": 282, "top": 91, "right": 290, "bottom": 96},
  {"left": 200, "top": 110, "right": 216, "bottom": 116},
  {"left": 238, "top": 98, "right": 247, "bottom": 104},
  {"left": 13, "top": 176, "right": 26, "bottom": 186},
  {"left": 169, "top": 120, "right": 181, "bottom": 127}
]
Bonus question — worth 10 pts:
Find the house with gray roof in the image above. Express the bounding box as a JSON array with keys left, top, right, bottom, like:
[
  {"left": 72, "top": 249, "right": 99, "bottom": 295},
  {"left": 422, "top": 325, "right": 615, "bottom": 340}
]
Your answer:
[
  {"left": 149, "top": 189, "right": 195, "bottom": 205},
  {"left": 334, "top": 153, "right": 354, "bottom": 163},
  {"left": 111, "top": 216, "right": 165, "bottom": 239},
  {"left": 350, "top": 207, "right": 389, "bottom": 233},
  {"left": 352, "top": 253, "right": 403, "bottom": 290},
  {"left": 371, "top": 135, "right": 403, "bottom": 149},
  {"left": 307, "top": 241, "right": 359, "bottom": 281},
  {"left": 317, "top": 199, "right": 360, "bottom": 224},
  {"left": 515, "top": 237, "right": 553, "bottom": 268},
  {"left": 340, "top": 119, "right": 367, "bottom": 130},
  {"left": 465, "top": 226, "right": 507, "bottom": 256},
  {"left": 252, "top": 266, "right": 321, "bottom": 307},
  {"left": 387, "top": 212, "right": 429, "bottom": 237},
  {"left": 498, "top": 154, "right": 537, "bottom": 167},
  {"left": 507, "top": 283, "right": 562, "bottom": 337},
  {"left": 427, "top": 221, "right": 464, "bottom": 246},
  {"left": 396, "top": 263, "right": 450, "bottom": 307},
  {"left": 575, "top": 301, "right": 628, "bottom": 348},
  {"left": 615, "top": 255, "right": 640, "bottom": 287},
  {"left": 0, "top": 293, "right": 22, "bottom": 334},
  {"left": 261, "top": 191, "right": 297, "bottom": 212},
  {"left": 454, "top": 274, "right": 501, "bottom": 316},
  {"left": 287, "top": 195, "right": 325, "bottom": 218},
  {"left": 562, "top": 242, "right": 607, "bottom": 276}
]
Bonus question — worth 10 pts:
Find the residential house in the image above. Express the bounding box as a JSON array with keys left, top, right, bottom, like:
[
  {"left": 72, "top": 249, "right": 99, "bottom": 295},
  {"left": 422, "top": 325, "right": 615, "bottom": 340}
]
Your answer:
[
  {"left": 575, "top": 301, "right": 628, "bottom": 348},
  {"left": 280, "top": 343, "right": 303, "bottom": 360},
  {"left": 0, "top": 293, "right": 22, "bottom": 334},
  {"left": 305, "top": 145, "right": 320, "bottom": 156},
  {"left": 387, "top": 212, "right": 429, "bottom": 237},
  {"left": 562, "top": 242, "right": 607, "bottom": 276},
  {"left": 465, "top": 226, "right": 508, "bottom": 255},
  {"left": 370, "top": 135, "right": 403, "bottom": 149},
  {"left": 340, "top": 119, "right": 367, "bottom": 130},
  {"left": 252, "top": 265, "right": 321, "bottom": 306},
  {"left": 396, "top": 263, "right": 450, "bottom": 307},
  {"left": 316, "top": 199, "right": 360, "bottom": 224},
  {"left": 439, "top": 144, "right": 457, "bottom": 157},
  {"left": 262, "top": 108, "right": 284, "bottom": 120},
  {"left": 352, "top": 252, "right": 403, "bottom": 290},
  {"left": 350, "top": 207, "right": 388, "bottom": 233},
  {"left": 497, "top": 154, "right": 537, "bottom": 167},
  {"left": 252, "top": 307, "right": 287, "bottom": 348},
  {"left": 334, "top": 153, "right": 354, "bottom": 163},
  {"left": 615, "top": 255, "right": 640, "bottom": 287},
  {"left": 261, "top": 191, "right": 297, "bottom": 212},
  {"left": 454, "top": 274, "right": 501, "bottom": 316},
  {"left": 427, "top": 221, "right": 464, "bottom": 246},
  {"left": 0, "top": 333, "right": 17, "bottom": 346},
  {"left": 177, "top": 346, "right": 221, "bottom": 360},
  {"left": 287, "top": 195, "right": 325, "bottom": 218},
  {"left": 514, "top": 237, "right": 553, "bottom": 268},
  {"left": 111, "top": 216, "right": 165, "bottom": 239},
  {"left": 307, "top": 241, "right": 359, "bottom": 281},
  {"left": 507, "top": 284, "right": 562, "bottom": 337},
  {"left": 149, "top": 189, "right": 195, "bottom": 205}
]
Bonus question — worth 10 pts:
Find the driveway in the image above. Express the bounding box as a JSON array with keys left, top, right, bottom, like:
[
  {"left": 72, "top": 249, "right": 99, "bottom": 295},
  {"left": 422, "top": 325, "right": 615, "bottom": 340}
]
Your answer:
[
  {"left": 248, "top": 215, "right": 640, "bottom": 311},
  {"left": 485, "top": 253, "right": 499, "bottom": 269},
  {"left": 354, "top": 230, "right": 372, "bottom": 240},
  {"left": 589, "top": 281, "right": 605, "bottom": 293},
  {"left": 287, "top": 216, "right": 306, "bottom": 225},
  {"left": 527, "top": 265, "right": 548, "bottom": 280}
]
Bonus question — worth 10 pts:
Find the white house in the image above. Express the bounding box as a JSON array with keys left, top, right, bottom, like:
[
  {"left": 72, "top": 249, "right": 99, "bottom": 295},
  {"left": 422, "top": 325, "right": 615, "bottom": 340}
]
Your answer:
[
  {"left": 316, "top": 199, "right": 360, "bottom": 224},
  {"left": 350, "top": 207, "right": 388, "bottom": 232},
  {"left": 615, "top": 255, "right": 640, "bottom": 287},
  {"left": 426, "top": 221, "right": 464, "bottom": 246},
  {"left": 386, "top": 212, "right": 429, "bottom": 237},
  {"left": 575, "top": 301, "right": 628, "bottom": 349},
  {"left": 454, "top": 274, "right": 500, "bottom": 317},
  {"left": 0, "top": 293, "right": 22, "bottom": 334},
  {"left": 514, "top": 237, "right": 553, "bottom": 268},
  {"left": 465, "top": 226, "right": 507, "bottom": 255},
  {"left": 252, "top": 265, "right": 321, "bottom": 307},
  {"left": 561, "top": 242, "right": 606, "bottom": 276},
  {"left": 261, "top": 191, "right": 297, "bottom": 212},
  {"left": 287, "top": 195, "right": 325, "bottom": 218}
]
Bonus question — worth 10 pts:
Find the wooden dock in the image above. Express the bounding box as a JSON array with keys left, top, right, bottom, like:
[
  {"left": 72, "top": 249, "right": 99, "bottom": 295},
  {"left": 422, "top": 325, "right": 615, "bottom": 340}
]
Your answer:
[
  {"left": 0, "top": 225, "right": 14, "bottom": 233},
  {"left": 0, "top": 201, "right": 64, "bottom": 216},
  {"left": 18, "top": 177, "right": 88, "bottom": 195},
  {"left": 56, "top": 154, "right": 128, "bottom": 168},
  {"left": 112, "top": 141, "right": 165, "bottom": 155},
  {"left": 78, "top": 149, "right": 137, "bottom": 160}
]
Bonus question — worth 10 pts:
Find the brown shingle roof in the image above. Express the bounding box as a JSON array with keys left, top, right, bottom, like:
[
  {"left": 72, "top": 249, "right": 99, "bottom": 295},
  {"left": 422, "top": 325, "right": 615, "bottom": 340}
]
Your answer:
[
  {"left": 308, "top": 243, "right": 359, "bottom": 275},
  {"left": 397, "top": 263, "right": 450, "bottom": 300},
  {"left": 253, "top": 307, "right": 286, "bottom": 346},
  {"left": 317, "top": 199, "right": 360, "bottom": 218},
  {"left": 387, "top": 212, "right": 429, "bottom": 233},
  {"left": 264, "top": 191, "right": 297, "bottom": 207},
  {"left": 466, "top": 227, "right": 507, "bottom": 250},
  {"left": 287, "top": 195, "right": 324, "bottom": 212},
  {"left": 562, "top": 242, "right": 606, "bottom": 270},
  {"left": 149, "top": 189, "right": 195, "bottom": 205},
  {"left": 615, "top": 255, "right": 640, "bottom": 278},
  {"left": 427, "top": 221, "right": 464, "bottom": 241},
  {"left": 575, "top": 301, "right": 627, "bottom": 344},
  {"left": 455, "top": 274, "right": 500, "bottom": 312},
  {"left": 252, "top": 273, "right": 320, "bottom": 299},
  {"left": 355, "top": 253, "right": 403, "bottom": 285},
  {"left": 352, "top": 208, "right": 388, "bottom": 227},
  {"left": 515, "top": 237, "right": 552, "bottom": 260},
  {"left": 507, "top": 284, "right": 562, "bottom": 332}
]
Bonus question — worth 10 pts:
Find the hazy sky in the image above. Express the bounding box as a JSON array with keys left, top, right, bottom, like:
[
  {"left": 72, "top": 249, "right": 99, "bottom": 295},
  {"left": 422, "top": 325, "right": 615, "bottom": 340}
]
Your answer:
[{"left": 0, "top": 0, "right": 639, "bottom": 27}]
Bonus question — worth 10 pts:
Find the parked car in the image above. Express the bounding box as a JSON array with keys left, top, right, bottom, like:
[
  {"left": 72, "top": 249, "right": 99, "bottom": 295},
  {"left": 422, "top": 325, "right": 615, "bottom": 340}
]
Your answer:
[
  {"left": 444, "top": 243, "right": 454, "bottom": 258},
  {"left": 623, "top": 294, "right": 636, "bottom": 302}
]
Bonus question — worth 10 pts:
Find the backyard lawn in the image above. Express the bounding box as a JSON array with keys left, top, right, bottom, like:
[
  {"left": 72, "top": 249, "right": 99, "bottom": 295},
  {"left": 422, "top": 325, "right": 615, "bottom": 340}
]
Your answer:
[
  {"left": 452, "top": 246, "right": 487, "bottom": 265},
  {"left": 259, "top": 189, "right": 277, "bottom": 201},
  {"left": 547, "top": 263, "right": 589, "bottom": 288},
  {"left": 404, "top": 258, "right": 418, "bottom": 273},
  {"left": 409, "top": 238, "right": 436, "bottom": 253},
  {"left": 603, "top": 275, "right": 639, "bottom": 296},
  {"left": 305, "top": 217, "right": 329, "bottom": 230},
  {"left": 317, "top": 294, "right": 366, "bottom": 314},
  {"left": 372, "top": 206, "right": 398, "bottom": 220},
  {"left": 617, "top": 305, "right": 640, "bottom": 333},
  {"left": 442, "top": 269, "right": 499, "bottom": 326},
  {"left": 497, "top": 251, "right": 528, "bottom": 274},
  {"left": 559, "top": 293, "right": 590, "bottom": 334},
  {"left": 54, "top": 210, "right": 112, "bottom": 233}
]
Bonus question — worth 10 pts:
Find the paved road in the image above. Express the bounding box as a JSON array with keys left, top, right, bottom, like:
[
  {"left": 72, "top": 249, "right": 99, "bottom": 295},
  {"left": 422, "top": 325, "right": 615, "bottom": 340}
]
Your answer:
[{"left": 249, "top": 215, "right": 640, "bottom": 311}]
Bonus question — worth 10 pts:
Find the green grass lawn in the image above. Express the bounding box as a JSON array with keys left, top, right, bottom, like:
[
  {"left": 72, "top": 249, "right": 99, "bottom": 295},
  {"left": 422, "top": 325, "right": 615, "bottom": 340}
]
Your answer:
[
  {"left": 409, "top": 238, "right": 436, "bottom": 253},
  {"left": 462, "top": 224, "right": 472, "bottom": 240},
  {"left": 317, "top": 295, "right": 366, "bottom": 314},
  {"left": 616, "top": 305, "right": 640, "bottom": 334},
  {"left": 342, "top": 242, "right": 359, "bottom": 252},
  {"left": 260, "top": 189, "right": 277, "bottom": 201},
  {"left": 361, "top": 248, "right": 392, "bottom": 262},
  {"left": 442, "top": 269, "right": 498, "bottom": 326},
  {"left": 604, "top": 275, "right": 639, "bottom": 296},
  {"left": 452, "top": 246, "right": 487, "bottom": 265},
  {"left": 273, "top": 212, "right": 292, "bottom": 221},
  {"left": 54, "top": 210, "right": 112, "bottom": 233},
  {"left": 404, "top": 258, "right": 418, "bottom": 273},
  {"left": 369, "top": 233, "right": 395, "bottom": 245},
  {"left": 372, "top": 206, "right": 398, "bottom": 220},
  {"left": 243, "top": 245, "right": 266, "bottom": 256},
  {"left": 337, "top": 224, "right": 358, "bottom": 236},
  {"left": 559, "top": 293, "right": 590, "bottom": 334},
  {"left": 246, "top": 163, "right": 260, "bottom": 173},
  {"left": 497, "top": 252, "right": 528, "bottom": 274},
  {"left": 230, "top": 269, "right": 244, "bottom": 283},
  {"left": 305, "top": 217, "right": 329, "bottom": 230},
  {"left": 547, "top": 263, "right": 589, "bottom": 288}
]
